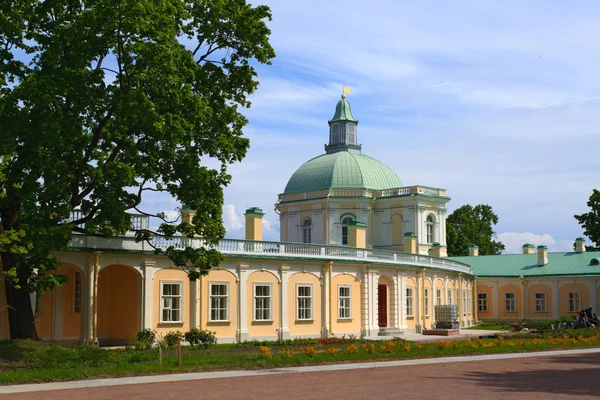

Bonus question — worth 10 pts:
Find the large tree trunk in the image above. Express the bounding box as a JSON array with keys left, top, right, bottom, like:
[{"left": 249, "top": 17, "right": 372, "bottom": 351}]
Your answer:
[{"left": 1, "top": 252, "right": 38, "bottom": 340}]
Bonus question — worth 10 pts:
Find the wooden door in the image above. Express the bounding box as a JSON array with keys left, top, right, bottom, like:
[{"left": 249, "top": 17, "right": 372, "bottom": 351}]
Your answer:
[{"left": 378, "top": 284, "right": 387, "bottom": 328}]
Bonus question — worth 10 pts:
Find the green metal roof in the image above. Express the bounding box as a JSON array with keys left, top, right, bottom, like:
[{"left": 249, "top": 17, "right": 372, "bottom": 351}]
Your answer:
[
  {"left": 330, "top": 98, "right": 357, "bottom": 122},
  {"left": 283, "top": 151, "right": 402, "bottom": 195},
  {"left": 448, "top": 251, "right": 600, "bottom": 278}
]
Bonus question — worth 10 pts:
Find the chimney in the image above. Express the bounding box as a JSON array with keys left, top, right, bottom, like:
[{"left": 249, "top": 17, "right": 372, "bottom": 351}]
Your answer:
[
  {"left": 431, "top": 242, "right": 447, "bottom": 257},
  {"left": 537, "top": 245, "right": 548, "bottom": 266},
  {"left": 468, "top": 244, "right": 479, "bottom": 257},
  {"left": 181, "top": 204, "right": 196, "bottom": 224},
  {"left": 244, "top": 207, "right": 264, "bottom": 241},
  {"left": 575, "top": 237, "right": 586, "bottom": 253},
  {"left": 348, "top": 221, "right": 367, "bottom": 248},
  {"left": 403, "top": 232, "right": 417, "bottom": 254},
  {"left": 522, "top": 243, "right": 535, "bottom": 255}
]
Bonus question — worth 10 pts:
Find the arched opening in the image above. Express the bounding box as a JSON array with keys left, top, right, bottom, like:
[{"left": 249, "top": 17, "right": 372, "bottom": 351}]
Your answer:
[
  {"left": 331, "top": 124, "right": 340, "bottom": 144},
  {"left": 426, "top": 214, "right": 435, "bottom": 244},
  {"left": 341, "top": 216, "right": 354, "bottom": 245},
  {"left": 98, "top": 265, "right": 142, "bottom": 346},
  {"left": 302, "top": 218, "right": 312, "bottom": 244}
]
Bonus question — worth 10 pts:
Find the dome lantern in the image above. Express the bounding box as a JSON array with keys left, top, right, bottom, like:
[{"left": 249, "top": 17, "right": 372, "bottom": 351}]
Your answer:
[{"left": 326, "top": 96, "right": 361, "bottom": 154}]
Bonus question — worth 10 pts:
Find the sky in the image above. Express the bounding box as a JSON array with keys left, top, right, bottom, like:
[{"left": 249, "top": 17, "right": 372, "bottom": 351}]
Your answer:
[{"left": 152, "top": 0, "right": 600, "bottom": 254}]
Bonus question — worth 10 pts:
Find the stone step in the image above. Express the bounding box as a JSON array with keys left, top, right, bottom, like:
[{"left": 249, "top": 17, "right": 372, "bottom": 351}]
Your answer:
[{"left": 378, "top": 328, "right": 404, "bottom": 337}]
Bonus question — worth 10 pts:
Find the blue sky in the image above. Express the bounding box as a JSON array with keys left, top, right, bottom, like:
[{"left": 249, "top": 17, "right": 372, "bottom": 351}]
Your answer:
[{"left": 152, "top": 0, "right": 600, "bottom": 253}]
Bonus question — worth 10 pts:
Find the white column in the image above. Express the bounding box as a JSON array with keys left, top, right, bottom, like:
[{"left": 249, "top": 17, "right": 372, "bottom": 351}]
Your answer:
[
  {"left": 361, "top": 267, "right": 369, "bottom": 336},
  {"left": 369, "top": 269, "right": 379, "bottom": 335},
  {"left": 444, "top": 277, "right": 449, "bottom": 305},
  {"left": 431, "top": 274, "right": 437, "bottom": 326},
  {"left": 391, "top": 274, "right": 399, "bottom": 329},
  {"left": 142, "top": 261, "right": 155, "bottom": 330},
  {"left": 415, "top": 273, "right": 422, "bottom": 331},
  {"left": 321, "top": 264, "right": 329, "bottom": 338},
  {"left": 190, "top": 280, "right": 198, "bottom": 329},
  {"left": 439, "top": 209, "right": 447, "bottom": 247},
  {"left": 279, "top": 265, "right": 290, "bottom": 339},
  {"left": 523, "top": 280, "right": 529, "bottom": 320},
  {"left": 399, "top": 273, "right": 407, "bottom": 329},
  {"left": 493, "top": 282, "right": 499, "bottom": 320},
  {"left": 237, "top": 264, "right": 249, "bottom": 342},
  {"left": 84, "top": 255, "right": 95, "bottom": 343}
]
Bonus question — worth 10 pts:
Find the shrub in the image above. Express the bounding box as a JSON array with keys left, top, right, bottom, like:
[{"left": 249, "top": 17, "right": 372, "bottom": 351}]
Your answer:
[
  {"left": 380, "top": 341, "right": 395, "bottom": 353},
  {"left": 126, "top": 338, "right": 152, "bottom": 351},
  {"left": 400, "top": 343, "right": 411, "bottom": 352},
  {"left": 324, "top": 347, "right": 339, "bottom": 356},
  {"left": 301, "top": 345, "right": 317, "bottom": 357},
  {"left": 259, "top": 346, "right": 272, "bottom": 359},
  {"left": 346, "top": 344, "right": 359, "bottom": 354},
  {"left": 135, "top": 329, "right": 156, "bottom": 347},
  {"left": 163, "top": 331, "right": 183, "bottom": 348},
  {"left": 361, "top": 343, "right": 375, "bottom": 353},
  {"left": 184, "top": 329, "right": 217, "bottom": 349}
]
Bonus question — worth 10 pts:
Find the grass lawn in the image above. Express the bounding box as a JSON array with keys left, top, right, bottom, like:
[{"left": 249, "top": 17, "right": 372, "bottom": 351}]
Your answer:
[{"left": 2, "top": 331, "right": 600, "bottom": 385}]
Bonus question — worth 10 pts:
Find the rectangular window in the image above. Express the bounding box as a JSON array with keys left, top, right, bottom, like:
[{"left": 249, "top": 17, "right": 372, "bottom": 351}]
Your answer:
[
  {"left": 455, "top": 289, "right": 459, "bottom": 307},
  {"left": 436, "top": 288, "right": 442, "bottom": 306},
  {"left": 338, "top": 285, "right": 352, "bottom": 319},
  {"left": 426, "top": 224, "right": 434, "bottom": 244},
  {"left": 505, "top": 292, "right": 516, "bottom": 313},
  {"left": 463, "top": 289, "right": 467, "bottom": 316},
  {"left": 568, "top": 292, "right": 581, "bottom": 313},
  {"left": 73, "top": 271, "right": 82, "bottom": 314},
  {"left": 297, "top": 285, "right": 313, "bottom": 320},
  {"left": 406, "top": 287, "right": 414, "bottom": 317},
  {"left": 534, "top": 292, "right": 547, "bottom": 313},
  {"left": 209, "top": 283, "right": 229, "bottom": 322},
  {"left": 447, "top": 289, "right": 452, "bottom": 305},
  {"left": 161, "top": 282, "right": 183, "bottom": 323},
  {"left": 424, "top": 288, "right": 430, "bottom": 316},
  {"left": 254, "top": 284, "right": 272, "bottom": 321},
  {"left": 478, "top": 293, "right": 488, "bottom": 312}
]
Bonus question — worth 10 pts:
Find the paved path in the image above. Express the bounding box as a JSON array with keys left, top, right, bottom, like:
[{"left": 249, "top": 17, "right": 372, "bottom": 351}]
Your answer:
[{"left": 3, "top": 348, "right": 600, "bottom": 399}]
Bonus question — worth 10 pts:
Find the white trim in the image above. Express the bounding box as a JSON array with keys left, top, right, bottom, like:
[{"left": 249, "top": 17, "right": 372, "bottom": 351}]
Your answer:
[
  {"left": 296, "top": 283, "right": 313, "bottom": 321},
  {"left": 253, "top": 282, "right": 273, "bottom": 322},
  {"left": 568, "top": 291, "right": 581, "bottom": 313},
  {"left": 338, "top": 285, "right": 352, "bottom": 319},
  {"left": 406, "top": 287, "right": 414, "bottom": 317},
  {"left": 424, "top": 288, "right": 430, "bottom": 316},
  {"left": 159, "top": 280, "right": 184, "bottom": 324},
  {"left": 478, "top": 292, "right": 488, "bottom": 312},
  {"left": 504, "top": 291, "right": 516, "bottom": 313},
  {"left": 534, "top": 292, "right": 547, "bottom": 313},
  {"left": 208, "top": 281, "right": 230, "bottom": 322}
]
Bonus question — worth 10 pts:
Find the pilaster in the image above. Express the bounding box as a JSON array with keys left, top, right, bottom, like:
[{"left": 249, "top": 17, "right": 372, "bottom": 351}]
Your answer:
[
  {"left": 279, "top": 265, "right": 291, "bottom": 339},
  {"left": 391, "top": 274, "right": 399, "bottom": 329},
  {"left": 321, "top": 264, "right": 330, "bottom": 338},
  {"left": 552, "top": 280, "right": 559, "bottom": 318},
  {"left": 190, "top": 279, "right": 198, "bottom": 329},
  {"left": 361, "top": 266, "right": 369, "bottom": 336},
  {"left": 493, "top": 281, "right": 499, "bottom": 320},
  {"left": 369, "top": 268, "right": 379, "bottom": 336},
  {"left": 399, "top": 273, "right": 407, "bottom": 328},
  {"left": 237, "top": 264, "right": 249, "bottom": 342},
  {"left": 142, "top": 260, "right": 155, "bottom": 330}
]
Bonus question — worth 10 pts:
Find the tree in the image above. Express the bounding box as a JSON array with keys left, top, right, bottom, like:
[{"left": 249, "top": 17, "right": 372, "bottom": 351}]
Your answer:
[
  {"left": 0, "top": 0, "right": 275, "bottom": 339},
  {"left": 574, "top": 189, "right": 600, "bottom": 251},
  {"left": 446, "top": 204, "right": 505, "bottom": 256}
]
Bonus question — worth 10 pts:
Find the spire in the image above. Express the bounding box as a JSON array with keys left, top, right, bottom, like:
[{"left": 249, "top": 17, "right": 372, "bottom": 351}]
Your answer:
[{"left": 325, "top": 96, "right": 361, "bottom": 154}]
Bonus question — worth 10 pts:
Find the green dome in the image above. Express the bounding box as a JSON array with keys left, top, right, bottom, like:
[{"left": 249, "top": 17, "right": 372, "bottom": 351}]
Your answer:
[
  {"left": 330, "top": 98, "right": 357, "bottom": 122},
  {"left": 284, "top": 152, "right": 402, "bottom": 194}
]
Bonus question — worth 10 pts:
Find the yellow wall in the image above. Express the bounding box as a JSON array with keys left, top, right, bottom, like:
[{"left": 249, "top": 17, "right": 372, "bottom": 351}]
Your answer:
[
  {"left": 153, "top": 268, "right": 191, "bottom": 337},
  {"left": 59, "top": 265, "right": 82, "bottom": 338},
  {"left": 99, "top": 265, "right": 141, "bottom": 340},
  {"left": 423, "top": 278, "right": 432, "bottom": 322},
  {"left": 477, "top": 285, "right": 493, "bottom": 319},
  {"left": 405, "top": 277, "right": 416, "bottom": 329},
  {"left": 245, "top": 215, "right": 263, "bottom": 241},
  {"left": 498, "top": 284, "right": 523, "bottom": 319},
  {"left": 202, "top": 269, "right": 238, "bottom": 338},
  {"left": 247, "top": 271, "right": 280, "bottom": 338},
  {"left": 391, "top": 214, "right": 403, "bottom": 245},
  {"left": 435, "top": 279, "right": 445, "bottom": 305},
  {"left": 35, "top": 287, "right": 54, "bottom": 339},
  {"left": 331, "top": 274, "right": 361, "bottom": 334},
  {"left": 528, "top": 284, "right": 553, "bottom": 319},
  {"left": 559, "top": 284, "right": 589, "bottom": 316},
  {"left": 288, "top": 272, "right": 321, "bottom": 336}
]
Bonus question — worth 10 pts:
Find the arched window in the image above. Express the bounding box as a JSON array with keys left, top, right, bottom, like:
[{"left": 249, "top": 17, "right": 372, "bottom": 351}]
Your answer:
[
  {"left": 302, "top": 218, "right": 312, "bottom": 244},
  {"left": 426, "top": 214, "right": 435, "bottom": 244},
  {"left": 342, "top": 217, "right": 353, "bottom": 245}
]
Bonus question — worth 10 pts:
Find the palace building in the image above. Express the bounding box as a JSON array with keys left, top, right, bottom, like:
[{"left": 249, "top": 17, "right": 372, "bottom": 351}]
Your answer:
[{"left": 0, "top": 96, "right": 599, "bottom": 344}]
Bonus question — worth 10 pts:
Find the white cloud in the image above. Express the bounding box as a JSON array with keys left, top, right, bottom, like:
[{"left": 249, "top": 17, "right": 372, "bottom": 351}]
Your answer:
[
  {"left": 496, "top": 232, "right": 575, "bottom": 254},
  {"left": 222, "top": 204, "right": 244, "bottom": 233}
]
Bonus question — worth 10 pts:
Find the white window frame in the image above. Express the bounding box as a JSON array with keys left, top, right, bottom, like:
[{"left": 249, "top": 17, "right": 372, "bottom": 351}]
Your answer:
[
  {"left": 338, "top": 285, "right": 352, "bottom": 319},
  {"left": 478, "top": 293, "right": 488, "bottom": 312},
  {"left": 302, "top": 218, "right": 312, "bottom": 244},
  {"left": 426, "top": 215, "right": 435, "bottom": 244},
  {"left": 447, "top": 289, "right": 452, "bottom": 305},
  {"left": 463, "top": 289, "right": 467, "bottom": 316},
  {"left": 534, "top": 292, "right": 547, "bottom": 313},
  {"left": 468, "top": 290, "right": 472, "bottom": 315},
  {"left": 436, "top": 288, "right": 442, "bottom": 306},
  {"left": 253, "top": 283, "right": 273, "bottom": 322},
  {"left": 406, "top": 287, "right": 414, "bottom": 317},
  {"left": 568, "top": 292, "right": 581, "bottom": 313},
  {"left": 73, "top": 271, "right": 82, "bottom": 314},
  {"left": 209, "top": 282, "right": 229, "bottom": 322},
  {"left": 424, "top": 288, "right": 430, "bottom": 316},
  {"left": 341, "top": 217, "right": 353, "bottom": 246},
  {"left": 504, "top": 292, "right": 516, "bottom": 313},
  {"left": 296, "top": 284, "right": 313, "bottom": 321},
  {"left": 160, "top": 281, "right": 184, "bottom": 323}
]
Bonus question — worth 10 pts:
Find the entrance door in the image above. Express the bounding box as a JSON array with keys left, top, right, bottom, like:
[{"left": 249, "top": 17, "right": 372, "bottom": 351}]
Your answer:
[{"left": 378, "top": 284, "right": 387, "bottom": 328}]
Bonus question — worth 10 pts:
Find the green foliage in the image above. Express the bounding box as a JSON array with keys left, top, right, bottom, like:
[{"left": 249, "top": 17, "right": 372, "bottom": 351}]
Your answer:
[
  {"left": 184, "top": 328, "right": 217, "bottom": 349},
  {"left": 0, "top": 0, "right": 275, "bottom": 338},
  {"left": 135, "top": 329, "right": 156, "bottom": 348},
  {"left": 574, "top": 189, "right": 600, "bottom": 251},
  {"left": 163, "top": 331, "right": 183, "bottom": 348},
  {"left": 446, "top": 204, "right": 505, "bottom": 256},
  {"left": 29, "top": 344, "right": 116, "bottom": 369}
]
